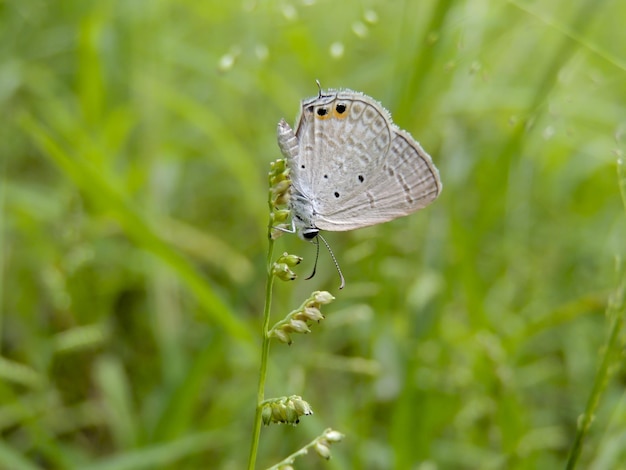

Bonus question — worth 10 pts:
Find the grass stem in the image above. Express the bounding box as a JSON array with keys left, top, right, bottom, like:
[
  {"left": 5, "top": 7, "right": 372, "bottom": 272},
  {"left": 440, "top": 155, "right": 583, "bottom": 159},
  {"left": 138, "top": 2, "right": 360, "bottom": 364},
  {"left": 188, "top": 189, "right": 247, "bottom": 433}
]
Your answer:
[
  {"left": 564, "top": 160, "right": 626, "bottom": 468},
  {"left": 247, "top": 212, "right": 277, "bottom": 469}
]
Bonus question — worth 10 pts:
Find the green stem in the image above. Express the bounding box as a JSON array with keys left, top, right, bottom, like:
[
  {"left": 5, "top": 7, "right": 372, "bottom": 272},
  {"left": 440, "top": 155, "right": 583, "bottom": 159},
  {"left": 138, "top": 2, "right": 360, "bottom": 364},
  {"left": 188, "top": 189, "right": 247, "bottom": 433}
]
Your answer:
[
  {"left": 247, "top": 236, "right": 275, "bottom": 470},
  {"left": 565, "top": 159, "right": 626, "bottom": 469},
  {"left": 265, "top": 428, "right": 332, "bottom": 470},
  {"left": 564, "top": 293, "right": 624, "bottom": 469},
  {"left": 565, "top": 300, "right": 624, "bottom": 470}
]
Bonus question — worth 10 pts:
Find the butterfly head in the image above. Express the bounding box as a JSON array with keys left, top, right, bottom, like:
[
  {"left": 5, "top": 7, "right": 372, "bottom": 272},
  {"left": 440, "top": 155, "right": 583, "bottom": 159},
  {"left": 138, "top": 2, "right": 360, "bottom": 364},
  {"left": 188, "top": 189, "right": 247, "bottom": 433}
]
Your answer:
[
  {"left": 300, "top": 227, "right": 319, "bottom": 241},
  {"left": 292, "top": 207, "right": 320, "bottom": 241}
]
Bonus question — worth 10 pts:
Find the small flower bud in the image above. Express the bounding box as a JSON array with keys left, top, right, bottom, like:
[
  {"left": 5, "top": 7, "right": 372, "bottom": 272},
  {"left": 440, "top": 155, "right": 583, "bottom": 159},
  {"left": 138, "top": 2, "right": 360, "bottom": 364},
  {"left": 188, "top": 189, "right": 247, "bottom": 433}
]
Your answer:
[
  {"left": 312, "top": 291, "right": 335, "bottom": 305},
  {"left": 287, "top": 319, "right": 311, "bottom": 334},
  {"left": 272, "top": 191, "right": 290, "bottom": 207},
  {"left": 262, "top": 405, "right": 272, "bottom": 425},
  {"left": 271, "top": 179, "right": 290, "bottom": 197},
  {"left": 272, "top": 402, "right": 288, "bottom": 423},
  {"left": 299, "top": 306, "right": 324, "bottom": 322},
  {"left": 324, "top": 429, "right": 344, "bottom": 442},
  {"left": 270, "top": 328, "right": 292, "bottom": 345},
  {"left": 270, "top": 170, "right": 289, "bottom": 186},
  {"left": 270, "top": 209, "right": 291, "bottom": 224},
  {"left": 270, "top": 159, "right": 287, "bottom": 175},
  {"left": 291, "top": 397, "right": 313, "bottom": 416},
  {"left": 277, "top": 252, "right": 303, "bottom": 267},
  {"left": 273, "top": 263, "right": 296, "bottom": 282},
  {"left": 284, "top": 402, "right": 300, "bottom": 424},
  {"left": 314, "top": 441, "right": 331, "bottom": 460}
]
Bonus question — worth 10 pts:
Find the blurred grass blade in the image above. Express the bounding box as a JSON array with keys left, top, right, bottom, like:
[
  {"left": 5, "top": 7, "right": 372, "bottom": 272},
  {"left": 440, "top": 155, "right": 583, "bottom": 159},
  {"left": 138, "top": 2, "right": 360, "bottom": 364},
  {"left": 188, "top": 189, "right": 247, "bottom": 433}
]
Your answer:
[
  {"left": 0, "top": 158, "right": 4, "bottom": 342},
  {"left": 161, "top": 216, "right": 254, "bottom": 283},
  {"left": 149, "top": 79, "right": 266, "bottom": 233},
  {"left": 0, "top": 441, "right": 41, "bottom": 470},
  {"left": 508, "top": 0, "right": 626, "bottom": 72},
  {"left": 0, "top": 356, "right": 44, "bottom": 389},
  {"left": 93, "top": 355, "right": 138, "bottom": 449},
  {"left": 82, "top": 431, "right": 223, "bottom": 470},
  {"left": 151, "top": 337, "right": 219, "bottom": 442},
  {"left": 565, "top": 267, "right": 625, "bottom": 469},
  {"left": 618, "top": 158, "right": 626, "bottom": 214},
  {"left": 503, "top": 0, "right": 607, "bottom": 159},
  {"left": 52, "top": 324, "right": 109, "bottom": 354},
  {"left": 565, "top": 161, "right": 626, "bottom": 468},
  {"left": 19, "top": 113, "right": 253, "bottom": 344}
]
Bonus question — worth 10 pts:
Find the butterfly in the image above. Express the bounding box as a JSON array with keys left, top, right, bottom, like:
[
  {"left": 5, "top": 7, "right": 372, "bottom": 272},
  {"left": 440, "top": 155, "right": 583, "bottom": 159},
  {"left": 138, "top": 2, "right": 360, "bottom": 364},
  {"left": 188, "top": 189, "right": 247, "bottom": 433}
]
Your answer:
[{"left": 277, "top": 86, "right": 442, "bottom": 287}]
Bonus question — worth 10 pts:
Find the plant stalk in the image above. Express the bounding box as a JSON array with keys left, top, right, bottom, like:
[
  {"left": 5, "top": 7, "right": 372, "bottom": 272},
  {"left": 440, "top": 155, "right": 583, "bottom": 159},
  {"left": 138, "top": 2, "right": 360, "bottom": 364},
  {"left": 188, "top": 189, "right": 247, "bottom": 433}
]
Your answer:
[
  {"left": 565, "top": 160, "right": 626, "bottom": 468},
  {"left": 247, "top": 237, "right": 275, "bottom": 470}
]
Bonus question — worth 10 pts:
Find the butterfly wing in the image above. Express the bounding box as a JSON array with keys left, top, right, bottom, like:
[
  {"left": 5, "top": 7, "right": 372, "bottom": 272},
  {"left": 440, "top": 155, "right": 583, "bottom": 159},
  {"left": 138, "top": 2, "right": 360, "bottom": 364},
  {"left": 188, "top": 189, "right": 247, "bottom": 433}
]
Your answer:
[
  {"left": 294, "top": 90, "right": 441, "bottom": 232},
  {"left": 292, "top": 91, "right": 376, "bottom": 202}
]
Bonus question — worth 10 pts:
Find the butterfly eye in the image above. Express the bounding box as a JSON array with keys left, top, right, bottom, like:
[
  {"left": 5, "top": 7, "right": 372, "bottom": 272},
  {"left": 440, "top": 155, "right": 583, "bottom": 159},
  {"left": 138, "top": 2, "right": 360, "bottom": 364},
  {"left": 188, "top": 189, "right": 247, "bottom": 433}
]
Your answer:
[{"left": 302, "top": 229, "right": 319, "bottom": 240}]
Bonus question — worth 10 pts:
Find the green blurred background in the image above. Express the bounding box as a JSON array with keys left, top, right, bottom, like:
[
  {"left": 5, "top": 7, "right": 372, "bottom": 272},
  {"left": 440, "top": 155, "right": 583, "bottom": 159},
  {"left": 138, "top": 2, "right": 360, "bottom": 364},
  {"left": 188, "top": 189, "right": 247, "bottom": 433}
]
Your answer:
[{"left": 2, "top": 0, "right": 626, "bottom": 468}]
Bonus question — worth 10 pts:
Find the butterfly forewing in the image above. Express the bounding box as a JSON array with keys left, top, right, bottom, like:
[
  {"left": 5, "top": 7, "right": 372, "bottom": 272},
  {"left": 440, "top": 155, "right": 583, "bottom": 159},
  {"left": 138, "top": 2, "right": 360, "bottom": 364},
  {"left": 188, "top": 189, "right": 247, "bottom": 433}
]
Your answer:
[{"left": 295, "top": 92, "right": 396, "bottom": 224}]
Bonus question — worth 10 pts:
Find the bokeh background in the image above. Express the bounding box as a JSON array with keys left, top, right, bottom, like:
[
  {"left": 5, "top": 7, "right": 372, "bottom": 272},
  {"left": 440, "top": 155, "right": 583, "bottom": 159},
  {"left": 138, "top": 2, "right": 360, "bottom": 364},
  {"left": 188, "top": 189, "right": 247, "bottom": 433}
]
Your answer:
[{"left": 3, "top": 0, "right": 626, "bottom": 469}]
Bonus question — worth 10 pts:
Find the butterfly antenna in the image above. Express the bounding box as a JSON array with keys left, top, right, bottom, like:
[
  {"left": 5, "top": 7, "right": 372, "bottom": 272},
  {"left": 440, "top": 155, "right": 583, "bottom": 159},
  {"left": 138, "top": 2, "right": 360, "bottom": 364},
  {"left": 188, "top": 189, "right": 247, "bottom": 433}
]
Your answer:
[
  {"left": 305, "top": 236, "right": 320, "bottom": 281},
  {"left": 315, "top": 79, "right": 322, "bottom": 98},
  {"left": 318, "top": 234, "right": 345, "bottom": 290}
]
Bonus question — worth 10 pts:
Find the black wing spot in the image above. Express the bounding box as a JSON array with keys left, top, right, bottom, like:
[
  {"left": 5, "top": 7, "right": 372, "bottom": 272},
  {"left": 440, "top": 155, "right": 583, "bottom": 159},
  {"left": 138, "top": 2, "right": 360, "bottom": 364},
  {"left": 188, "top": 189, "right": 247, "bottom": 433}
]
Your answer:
[
  {"left": 317, "top": 107, "right": 328, "bottom": 116},
  {"left": 334, "top": 191, "right": 340, "bottom": 198},
  {"left": 307, "top": 105, "right": 314, "bottom": 113},
  {"left": 358, "top": 175, "right": 364, "bottom": 183},
  {"left": 324, "top": 174, "right": 328, "bottom": 179},
  {"left": 301, "top": 164, "right": 305, "bottom": 169},
  {"left": 336, "top": 103, "right": 346, "bottom": 114}
]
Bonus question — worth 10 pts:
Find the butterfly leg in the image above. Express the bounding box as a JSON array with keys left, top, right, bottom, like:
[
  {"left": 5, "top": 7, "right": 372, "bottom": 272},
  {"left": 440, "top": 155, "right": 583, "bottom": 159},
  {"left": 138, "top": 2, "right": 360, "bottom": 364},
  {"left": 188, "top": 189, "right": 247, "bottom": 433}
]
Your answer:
[{"left": 272, "top": 218, "right": 296, "bottom": 234}]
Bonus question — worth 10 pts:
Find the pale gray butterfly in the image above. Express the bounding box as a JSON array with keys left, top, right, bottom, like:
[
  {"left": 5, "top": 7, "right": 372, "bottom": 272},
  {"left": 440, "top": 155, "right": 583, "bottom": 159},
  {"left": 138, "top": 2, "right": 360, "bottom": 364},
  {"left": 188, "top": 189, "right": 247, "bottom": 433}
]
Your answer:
[{"left": 277, "top": 86, "right": 442, "bottom": 287}]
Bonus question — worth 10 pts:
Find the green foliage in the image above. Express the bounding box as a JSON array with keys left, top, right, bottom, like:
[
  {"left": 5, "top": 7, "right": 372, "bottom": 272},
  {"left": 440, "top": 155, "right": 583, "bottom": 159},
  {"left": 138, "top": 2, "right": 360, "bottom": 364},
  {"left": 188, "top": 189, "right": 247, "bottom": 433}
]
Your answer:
[{"left": 2, "top": 0, "right": 626, "bottom": 468}]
